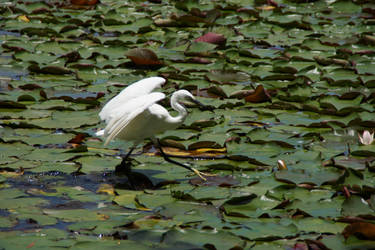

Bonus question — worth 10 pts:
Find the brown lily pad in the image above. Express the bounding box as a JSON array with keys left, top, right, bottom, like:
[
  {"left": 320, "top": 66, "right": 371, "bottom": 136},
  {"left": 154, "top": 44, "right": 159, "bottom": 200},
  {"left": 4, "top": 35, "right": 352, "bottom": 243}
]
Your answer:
[
  {"left": 194, "top": 32, "right": 226, "bottom": 46},
  {"left": 343, "top": 222, "right": 375, "bottom": 240},
  {"left": 126, "top": 48, "right": 163, "bottom": 66},
  {"left": 244, "top": 85, "right": 272, "bottom": 103}
]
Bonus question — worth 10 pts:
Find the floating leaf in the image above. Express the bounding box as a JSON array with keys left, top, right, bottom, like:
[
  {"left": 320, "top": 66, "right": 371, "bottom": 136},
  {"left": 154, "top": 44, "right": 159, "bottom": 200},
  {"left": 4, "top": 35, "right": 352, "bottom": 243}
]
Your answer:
[
  {"left": 343, "top": 222, "right": 375, "bottom": 240},
  {"left": 71, "top": 0, "right": 99, "bottom": 5},
  {"left": 244, "top": 85, "right": 271, "bottom": 103},
  {"left": 341, "top": 195, "right": 375, "bottom": 217},
  {"left": 194, "top": 32, "right": 226, "bottom": 46},
  {"left": 1, "top": 0, "right": 375, "bottom": 247},
  {"left": 28, "top": 65, "right": 73, "bottom": 75},
  {"left": 230, "top": 221, "right": 298, "bottom": 240},
  {"left": 206, "top": 70, "right": 250, "bottom": 85},
  {"left": 125, "top": 48, "right": 162, "bottom": 66},
  {"left": 189, "top": 175, "right": 239, "bottom": 187},
  {"left": 162, "top": 229, "right": 244, "bottom": 249},
  {"left": 275, "top": 168, "right": 344, "bottom": 186}
]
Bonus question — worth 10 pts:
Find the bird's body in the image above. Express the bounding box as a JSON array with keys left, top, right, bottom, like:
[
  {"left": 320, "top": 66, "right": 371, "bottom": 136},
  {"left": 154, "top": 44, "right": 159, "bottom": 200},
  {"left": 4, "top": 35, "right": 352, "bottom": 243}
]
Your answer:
[
  {"left": 108, "top": 100, "right": 183, "bottom": 145},
  {"left": 98, "top": 76, "right": 165, "bottom": 123},
  {"left": 97, "top": 77, "right": 192, "bottom": 147},
  {"left": 96, "top": 76, "right": 213, "bottom": 179}
]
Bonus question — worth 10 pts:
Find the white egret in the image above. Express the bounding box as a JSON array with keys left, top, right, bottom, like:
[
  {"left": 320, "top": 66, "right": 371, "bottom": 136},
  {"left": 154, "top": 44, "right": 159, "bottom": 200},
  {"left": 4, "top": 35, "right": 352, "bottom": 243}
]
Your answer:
[{"left": 96, "top": 76, "right": 212, "bottom": 179}]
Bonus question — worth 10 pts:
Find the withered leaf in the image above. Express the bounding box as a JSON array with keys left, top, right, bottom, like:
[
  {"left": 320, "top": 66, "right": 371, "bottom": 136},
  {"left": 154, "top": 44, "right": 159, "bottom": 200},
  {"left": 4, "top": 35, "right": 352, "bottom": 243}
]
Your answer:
[
  {"left": 244, "top": 85, "right": 271, "bottom": 103},
  {"left": 125, "top": 48, "right": 163, "bottom": 66},
  {"left": 194, "top": 32, "right": 226, "bottom": 46},
  {"left": 343, "top": 222, "right": 375, "bottom": 240}
]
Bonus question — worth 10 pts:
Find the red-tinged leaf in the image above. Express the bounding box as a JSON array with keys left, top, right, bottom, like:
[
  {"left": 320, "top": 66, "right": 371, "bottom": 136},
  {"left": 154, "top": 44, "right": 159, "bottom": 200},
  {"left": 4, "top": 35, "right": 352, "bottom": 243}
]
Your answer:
[
  {"left": 26, "top": 242, "right": 35, "bottom": 248},
  {"left": 68, "top": 133, "right": 86, "bottom": 144},
  {"left": 96, "top": 92, "right": 105, "bottom": 99},
  {"left": 31, "top": 8, "right": 51, "bottom": 14},
  {"left": 342, "top": 222, "right": 375, "bottom": 240},
  {"left": 304, "top": 240, "right": 327, "bottom": 250},
  {"left": 2, "top": 44, "right": 26, "bottom": 52},
  {"left": 71, "top": 0, "right": 99, "bottom": 5},
  {"left": 337, "top": 48, "right": 353, "bottom": 55},
  {"left": 356, "top": 50, "right": 375, "bottom": 55},
  {"left": 194, "top": 32, "right": 226, "bottom": 46},
  {"left": 50, "top": 91, "right": 104, "bottom": 104},
  {"left": 190, "top": 175, "right": 239, "bottom": 187},
  {"left": 292, "top": 243, "right": 308, "bottom": 250},
  {"left": 126, "top": 48, "right": 162, "bottom": 66},
  {"left": 60, "top": 51, "right": 82, "bottom": 64},
  {"left": 244, "top": 85, "right": 271, "bottom": 103},
  {"left": 267, "top": 0, "right": 279, "bottom": 7},
  {"left": 342, "top": 186, "right": 351, "bottom": 198},
  {"left": 40, "top": 90, "right": 47, "bottom": 99},
  {"left": 19, "top": 83, "right": 42, "bottom": 90},
  {"left": 337, "top": 217, "right": 367, "bottom": 224}
]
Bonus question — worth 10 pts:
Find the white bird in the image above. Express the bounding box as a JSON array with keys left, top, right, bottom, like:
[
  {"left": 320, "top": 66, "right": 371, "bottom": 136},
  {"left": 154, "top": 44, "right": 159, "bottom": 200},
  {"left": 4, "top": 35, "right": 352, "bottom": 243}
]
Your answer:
[{"left": 96, "top": 76, "right": 212, "bottom": 179}]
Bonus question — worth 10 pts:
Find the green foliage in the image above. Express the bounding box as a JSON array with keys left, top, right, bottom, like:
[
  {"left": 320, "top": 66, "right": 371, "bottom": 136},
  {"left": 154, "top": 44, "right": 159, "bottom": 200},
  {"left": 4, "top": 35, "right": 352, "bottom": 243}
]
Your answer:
[{"left": 0, "top": 0, "right": 375, "bottom": 248}]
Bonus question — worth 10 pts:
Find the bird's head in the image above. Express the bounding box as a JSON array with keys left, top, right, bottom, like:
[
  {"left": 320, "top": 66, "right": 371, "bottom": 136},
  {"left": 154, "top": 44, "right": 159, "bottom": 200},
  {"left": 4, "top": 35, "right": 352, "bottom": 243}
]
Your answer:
[{"left": 172, "top": 90, "right": 213, "bottom": 112}]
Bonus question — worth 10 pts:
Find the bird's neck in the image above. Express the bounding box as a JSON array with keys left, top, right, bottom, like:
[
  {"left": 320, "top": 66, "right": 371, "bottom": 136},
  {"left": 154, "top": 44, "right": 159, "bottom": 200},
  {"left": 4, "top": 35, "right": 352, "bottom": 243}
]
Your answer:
[{"left": 169, "top": 95, "right": 188, "bottom": 124}]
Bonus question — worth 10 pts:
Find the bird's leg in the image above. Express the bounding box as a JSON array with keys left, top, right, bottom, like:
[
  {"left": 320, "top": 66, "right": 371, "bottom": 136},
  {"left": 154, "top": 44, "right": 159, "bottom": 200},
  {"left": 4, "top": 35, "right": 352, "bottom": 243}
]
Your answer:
[
  {"left": 121, "top": 147, "right": 135, "bottom": 164},
  {"left": 156, "top": 139, "right": 214, "bottom": 180},
  {"left": 116, "top": 147, "right": 135, "bottom": 173}
]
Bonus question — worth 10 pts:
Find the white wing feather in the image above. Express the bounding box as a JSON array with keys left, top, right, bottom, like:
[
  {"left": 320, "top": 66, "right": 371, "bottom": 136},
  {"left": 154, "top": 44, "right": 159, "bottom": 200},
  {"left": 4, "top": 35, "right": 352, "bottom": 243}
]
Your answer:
[
  {"left": 99, "top": 77, "right": 165, "bottom": 122},
  {"left": 103, "top": 92, "right": 165, "bottom": 145},
  {"left": 95, "top": 129, "right": 104, "bottom": 136}
]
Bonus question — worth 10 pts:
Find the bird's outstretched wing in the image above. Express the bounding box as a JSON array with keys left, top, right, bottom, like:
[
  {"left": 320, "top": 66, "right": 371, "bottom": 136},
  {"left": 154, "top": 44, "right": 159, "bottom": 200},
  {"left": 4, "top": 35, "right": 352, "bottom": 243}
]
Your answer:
[
  {"left": 103, "top": 92, "right": 165, "bottom": 145},
  {"left": 99, "top": 77, "right": 165, "bottom": 122}
]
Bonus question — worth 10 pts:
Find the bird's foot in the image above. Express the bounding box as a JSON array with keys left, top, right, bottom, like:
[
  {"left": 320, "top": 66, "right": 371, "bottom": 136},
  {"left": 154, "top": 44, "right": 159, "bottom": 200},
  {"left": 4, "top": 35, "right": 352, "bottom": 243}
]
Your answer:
[
  {"left": 115, "top": 158, "right": 133, "bottom": 174},
  {"left": 191, "top": 168, "right": 216, "bottom": 181}
]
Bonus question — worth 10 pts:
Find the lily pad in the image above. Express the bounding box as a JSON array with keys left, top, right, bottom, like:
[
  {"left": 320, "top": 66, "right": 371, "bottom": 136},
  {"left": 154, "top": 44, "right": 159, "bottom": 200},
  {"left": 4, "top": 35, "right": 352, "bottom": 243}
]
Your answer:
[{"left": 275, "top": 168, "right": 344, "bottom": 186}]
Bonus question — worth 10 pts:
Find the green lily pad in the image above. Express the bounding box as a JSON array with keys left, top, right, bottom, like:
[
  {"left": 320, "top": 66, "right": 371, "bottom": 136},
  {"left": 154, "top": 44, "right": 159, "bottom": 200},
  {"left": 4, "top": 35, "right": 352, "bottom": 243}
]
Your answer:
[
  {"left": 230, "top": 221, "right": 298, "bottom": 240},
  {"left": 275, "top": 168, "right": 344, "bottom": 186},
  {"left": 29, "top": 110, "right": 98, "bottom": 129},
  {"left": 0, "top": 142, "right": 34, "bottom": 164},
  {"left": 286, "top": 197, "right": 344, "bottom": 218},
  {"left": 43, "top": 209, "right": 103, "bottom": 222},
  {"left": 1, "top": 0, "right": 375, "bottom": 247},
  {"left": 162, "top": 229, "right": 245, "bottom": 249},
  {"left": 341, "top": 195, "right": 375, "bottom": 217},
  {"left": 294, "top": 217, "right": 347, "bottom": 234},
  {"left": 75, "top": 155, "right": 120, "bottom": 173},
  {"left": 223, "top": 195, "right": 280, "bottom": 218}
]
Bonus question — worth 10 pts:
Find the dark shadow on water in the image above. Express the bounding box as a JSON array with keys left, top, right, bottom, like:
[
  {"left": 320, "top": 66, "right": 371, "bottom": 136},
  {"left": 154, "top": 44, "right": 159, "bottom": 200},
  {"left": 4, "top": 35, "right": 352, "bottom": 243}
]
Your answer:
[{"left": 0, "top": 219, "right": 72, "bottom": 233}]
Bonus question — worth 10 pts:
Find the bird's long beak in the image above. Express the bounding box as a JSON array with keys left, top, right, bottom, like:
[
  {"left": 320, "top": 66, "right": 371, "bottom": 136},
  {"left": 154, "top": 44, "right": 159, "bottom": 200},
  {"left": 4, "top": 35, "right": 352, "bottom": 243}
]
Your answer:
[{"left": 191, "top": 99, "right": 214, "bottom": 112}]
